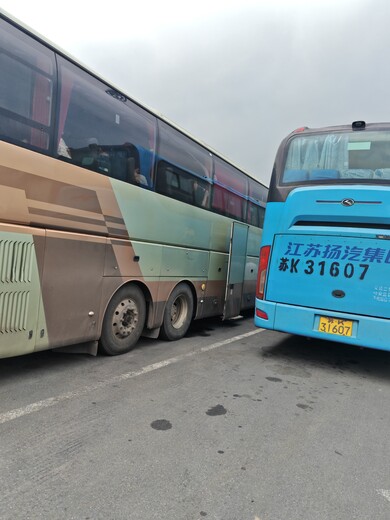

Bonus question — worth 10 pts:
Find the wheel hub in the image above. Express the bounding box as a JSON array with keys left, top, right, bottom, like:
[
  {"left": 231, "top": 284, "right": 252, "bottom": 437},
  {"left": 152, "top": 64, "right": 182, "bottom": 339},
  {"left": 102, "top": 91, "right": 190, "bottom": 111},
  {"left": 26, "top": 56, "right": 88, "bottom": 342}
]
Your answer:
[
  {"left": 171, "top": 296, "right": 188, "bottom": 330},
  {"left": 112, "top": 299, "right": 138, "bottom": 339}
]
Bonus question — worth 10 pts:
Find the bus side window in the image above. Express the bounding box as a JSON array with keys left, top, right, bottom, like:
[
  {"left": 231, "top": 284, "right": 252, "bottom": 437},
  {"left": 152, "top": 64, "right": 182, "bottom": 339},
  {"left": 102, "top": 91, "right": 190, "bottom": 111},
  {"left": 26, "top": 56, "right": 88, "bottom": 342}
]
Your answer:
[
  {"left": 258, "top": 206, "right": 265, "bottom": 228},
  {"left": 193, "top": 178, "right": 210, "bottom": 208},
  {"left": 81, "top": 138, "right": 110, "bottom": 174},
  {"left": 56, "top": 55, "right": 156, "bottom": 184},
  {"left": 156, "top": 161, "right": 201, "bottom": 205},
  {"left": 109, "top": 144, "right": 146, "bottom": 185},
  {"left": 156, "top": 119, "right": 212, "bottom": 187},
  {"left": 247, "top": 178, "right": 266, "bottom": 227},
  {"left": 0, "top": 18, "right": 55, "bottom": 152},
  {"left": 211, "top": 182, "right": 245, "bottom": 220},
  {"left": 155, "top": 161, "right": 177, "bottom": 197},
  {"left": 247, "top": 202, "right": 259, "bottom": 227},
  {"left": 110, "top": 149, "right": 130, "bottom": 181},
  {"left": 212, "top": 157, "right": 248, "bottom": 221}
]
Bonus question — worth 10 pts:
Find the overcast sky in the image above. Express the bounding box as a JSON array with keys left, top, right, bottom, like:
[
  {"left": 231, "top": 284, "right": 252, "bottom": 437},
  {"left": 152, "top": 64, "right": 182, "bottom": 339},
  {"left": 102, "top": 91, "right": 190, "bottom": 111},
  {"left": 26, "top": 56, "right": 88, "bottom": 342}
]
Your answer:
[{"left": 2, "top": 0, "right": 390, "bottom": 185}]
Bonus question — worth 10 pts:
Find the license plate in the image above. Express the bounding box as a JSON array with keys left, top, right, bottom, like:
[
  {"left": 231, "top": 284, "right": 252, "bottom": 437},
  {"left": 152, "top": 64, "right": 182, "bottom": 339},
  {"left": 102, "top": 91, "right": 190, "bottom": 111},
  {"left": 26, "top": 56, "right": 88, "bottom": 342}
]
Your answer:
[{"left": 318, "top": 316, "right": 353, "bottom": 337}]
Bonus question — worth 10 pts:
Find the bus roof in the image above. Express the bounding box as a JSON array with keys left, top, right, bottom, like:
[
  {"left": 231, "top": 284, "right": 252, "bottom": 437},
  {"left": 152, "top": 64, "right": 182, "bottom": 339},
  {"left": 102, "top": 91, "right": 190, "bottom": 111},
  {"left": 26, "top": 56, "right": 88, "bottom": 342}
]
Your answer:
[{"left": 287, "top": 121, "right": 390, "bottom": 138}]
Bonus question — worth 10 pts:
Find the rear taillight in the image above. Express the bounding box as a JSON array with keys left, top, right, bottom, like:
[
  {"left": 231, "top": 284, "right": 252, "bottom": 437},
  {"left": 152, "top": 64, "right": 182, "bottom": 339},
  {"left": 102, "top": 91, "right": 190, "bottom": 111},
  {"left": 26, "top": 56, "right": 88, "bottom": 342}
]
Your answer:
[
  {"left": 256, "top": 245, "right": 270, "bottom": 300},
  {"left": 256, "top": 308, "right": 268, "bottom": 320}
]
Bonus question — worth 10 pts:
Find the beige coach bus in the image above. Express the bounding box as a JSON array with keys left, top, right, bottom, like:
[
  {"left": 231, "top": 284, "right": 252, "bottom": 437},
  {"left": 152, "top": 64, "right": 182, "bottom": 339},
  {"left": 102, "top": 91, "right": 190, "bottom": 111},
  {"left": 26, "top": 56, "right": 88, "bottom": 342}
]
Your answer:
[{"left": 0, "top": 11, "right": 267, "bottom": 359}]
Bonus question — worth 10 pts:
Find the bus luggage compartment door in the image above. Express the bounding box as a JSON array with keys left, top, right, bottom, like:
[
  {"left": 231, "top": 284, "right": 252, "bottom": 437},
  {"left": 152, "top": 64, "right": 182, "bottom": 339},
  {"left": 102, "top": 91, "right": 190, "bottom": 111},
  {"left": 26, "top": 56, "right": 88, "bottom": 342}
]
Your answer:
[{"left": 223, "top": 222, "right": 249, "bottom": 320}]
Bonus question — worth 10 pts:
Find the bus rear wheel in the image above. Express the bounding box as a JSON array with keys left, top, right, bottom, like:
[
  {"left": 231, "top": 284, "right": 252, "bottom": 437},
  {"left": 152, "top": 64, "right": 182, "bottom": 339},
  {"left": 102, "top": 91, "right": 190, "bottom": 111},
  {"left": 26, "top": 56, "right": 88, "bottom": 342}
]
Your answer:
[
  {"left": 160, "top": 283, "right": 193, "bottom": 341},
  {"left": 99, "top": 285, "right": 146, "bottom": 355}
]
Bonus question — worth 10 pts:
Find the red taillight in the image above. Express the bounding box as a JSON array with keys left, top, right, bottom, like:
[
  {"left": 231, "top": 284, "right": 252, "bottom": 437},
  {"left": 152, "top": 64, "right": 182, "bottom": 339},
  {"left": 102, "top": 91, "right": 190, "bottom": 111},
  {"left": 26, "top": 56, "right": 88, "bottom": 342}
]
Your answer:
[
  {"left": 256, "top": 309, "right": 268, "bottom": 320},
  {"left": 256, "top": 245, "right": 271, "bottom": 300}
]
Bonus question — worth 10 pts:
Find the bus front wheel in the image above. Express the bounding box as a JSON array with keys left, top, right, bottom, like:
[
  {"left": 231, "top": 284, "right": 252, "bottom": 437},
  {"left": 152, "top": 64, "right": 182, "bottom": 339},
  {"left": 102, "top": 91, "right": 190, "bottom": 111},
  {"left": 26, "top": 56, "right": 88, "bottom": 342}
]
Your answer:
[
  {"left": 99, "top": 285, "right": 146, "bottom": 355},
  {"left": 160, "top": 283, "right": 193, "bottom": 341}
]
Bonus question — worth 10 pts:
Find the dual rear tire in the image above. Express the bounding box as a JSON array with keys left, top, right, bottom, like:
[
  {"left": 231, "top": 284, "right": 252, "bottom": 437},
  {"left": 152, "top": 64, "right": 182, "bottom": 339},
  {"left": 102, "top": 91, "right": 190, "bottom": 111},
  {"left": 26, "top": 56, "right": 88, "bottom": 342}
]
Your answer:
[
  {"left": 99, "top": 282, "right": 193, "bottom": 355},
  {"left": 160, "top": 283, "right": 194, "bottom": 341}
]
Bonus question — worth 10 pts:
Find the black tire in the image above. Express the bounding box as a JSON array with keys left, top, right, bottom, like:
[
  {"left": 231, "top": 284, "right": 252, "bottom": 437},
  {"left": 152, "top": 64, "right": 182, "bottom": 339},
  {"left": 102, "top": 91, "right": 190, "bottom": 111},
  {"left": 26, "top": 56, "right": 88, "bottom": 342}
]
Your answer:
[
  {"left": 99, "top": 285, "right": 146, "bottom": 355},
  {"left": 160, "top": 283, "right": 194, "bottom": 341}
]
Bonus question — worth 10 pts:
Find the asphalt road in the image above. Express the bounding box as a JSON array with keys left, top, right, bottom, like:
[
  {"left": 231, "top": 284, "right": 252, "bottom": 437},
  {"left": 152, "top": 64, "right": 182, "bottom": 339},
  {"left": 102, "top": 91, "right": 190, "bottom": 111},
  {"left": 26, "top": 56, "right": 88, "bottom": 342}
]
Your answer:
[{"left": 0, "top": 316, "right": 389, "bottom": 520}]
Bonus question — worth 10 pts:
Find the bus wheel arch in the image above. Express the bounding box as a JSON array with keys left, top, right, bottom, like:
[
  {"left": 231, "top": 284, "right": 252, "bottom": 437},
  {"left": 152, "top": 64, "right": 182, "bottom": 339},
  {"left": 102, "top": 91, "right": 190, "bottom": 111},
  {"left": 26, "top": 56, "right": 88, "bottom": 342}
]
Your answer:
[
  {"left": 160, "top": 282, "right": 195, "bottom": 341},
  {"left": 99, "top": 282, "right": 148, "bottom": 356}
]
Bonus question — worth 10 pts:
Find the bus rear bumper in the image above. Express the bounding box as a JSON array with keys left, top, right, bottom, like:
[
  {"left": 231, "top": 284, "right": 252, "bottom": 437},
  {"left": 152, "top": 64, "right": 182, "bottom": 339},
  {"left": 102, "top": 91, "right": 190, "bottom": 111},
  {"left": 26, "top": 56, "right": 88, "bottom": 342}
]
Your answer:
[{"left": 254, "top": 299, "right": 390, "bottom": 352}]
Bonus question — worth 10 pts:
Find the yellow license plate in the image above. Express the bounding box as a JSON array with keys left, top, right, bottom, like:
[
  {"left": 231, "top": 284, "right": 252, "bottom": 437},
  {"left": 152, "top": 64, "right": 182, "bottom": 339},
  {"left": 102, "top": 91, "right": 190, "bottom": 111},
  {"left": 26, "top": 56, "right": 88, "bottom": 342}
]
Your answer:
[{"left": 318, "top": 316, "right": 353, "bottom": 337}]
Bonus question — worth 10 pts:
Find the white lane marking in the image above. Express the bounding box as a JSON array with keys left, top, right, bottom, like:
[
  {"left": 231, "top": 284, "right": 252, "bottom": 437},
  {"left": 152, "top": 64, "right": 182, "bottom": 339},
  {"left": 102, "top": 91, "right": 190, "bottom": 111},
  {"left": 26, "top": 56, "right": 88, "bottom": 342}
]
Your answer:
[
  {"left": 377, "top": 489, "right": 390, "bottom": 503},
  {"left": 0, "top": 328, "right": 264, "bottom": 425}
]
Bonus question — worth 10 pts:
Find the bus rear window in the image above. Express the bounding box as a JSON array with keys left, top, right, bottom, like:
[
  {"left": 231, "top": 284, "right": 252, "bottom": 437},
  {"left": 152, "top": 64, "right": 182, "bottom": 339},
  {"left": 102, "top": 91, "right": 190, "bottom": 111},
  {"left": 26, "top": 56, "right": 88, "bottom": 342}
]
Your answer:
[{"left": 282, "top": 131, "right": 390, "bottom": 184}]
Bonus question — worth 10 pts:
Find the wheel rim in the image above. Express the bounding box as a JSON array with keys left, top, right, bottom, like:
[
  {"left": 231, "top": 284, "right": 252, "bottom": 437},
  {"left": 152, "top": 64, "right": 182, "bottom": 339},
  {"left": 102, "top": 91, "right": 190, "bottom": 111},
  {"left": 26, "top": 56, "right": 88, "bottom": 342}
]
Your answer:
[
  {"left": 112, "top": 298, "right": 138, "bottom": 339},
  {"left": 170, "top": 295, "right": 189, "bottom": 330}
]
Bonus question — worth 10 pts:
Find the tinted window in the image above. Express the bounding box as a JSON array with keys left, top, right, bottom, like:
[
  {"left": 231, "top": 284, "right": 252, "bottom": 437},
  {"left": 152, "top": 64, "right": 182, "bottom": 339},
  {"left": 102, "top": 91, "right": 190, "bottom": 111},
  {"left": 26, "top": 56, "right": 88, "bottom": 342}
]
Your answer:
[
  {"left": 0, "top": 18, "right": 55, "bottom": 151},
  {"left": 212, "top": 157, "right": 248, "bottom": 220},
  {"left": 156, "top": 160, "right": 211, "bottom": 208},
  {"left": 57, "top": 56, "right": 156, "bottom": 186},
  {"left": 247, "top": 177, "right": 266, "bottom": 227},
  {"left": 156, "top": 121, "right": 212, "bottom": 179},
  {"left": 155, "top": 121, "right": 212, "bottom": 207}
]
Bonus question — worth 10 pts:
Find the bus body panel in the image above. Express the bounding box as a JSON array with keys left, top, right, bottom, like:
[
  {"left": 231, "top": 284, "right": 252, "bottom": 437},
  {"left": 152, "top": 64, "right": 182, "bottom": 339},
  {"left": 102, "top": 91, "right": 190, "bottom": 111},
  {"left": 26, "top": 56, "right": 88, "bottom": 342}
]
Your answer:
[
  {"left": 267, "top": 233, "right": 390, "bottom": 320},
  {"left": 263, "top": 187, "right": 390, "bottom": 322},
  {"left": 110, "top": 177, "right": 236, "bottom": 252},
  {"left": 38, "top": 230, "right": 107, "bottom": 349},
  {"left": 273, "top": 185, "right": 389, "bottom": 226},
  {"left": 255, "top": 300, "right": 390, "bottom": 351},
  {"left": 0, "top": 225, "right": 45, "bottom": 358},
  {"left": 0, "top": 140, "right": 264, "bottom": 359}
]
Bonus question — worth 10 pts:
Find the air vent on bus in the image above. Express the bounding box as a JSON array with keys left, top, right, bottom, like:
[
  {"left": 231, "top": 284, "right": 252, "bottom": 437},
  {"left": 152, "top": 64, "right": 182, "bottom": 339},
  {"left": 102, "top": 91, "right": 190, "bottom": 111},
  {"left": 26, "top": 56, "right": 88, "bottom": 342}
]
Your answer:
[
  {"left": 0, "top": 291, "right": 30, "bottom": 333},
  {"left": 294, "top": 221, "right": 390, "bottom": 230},
  {"left": 0, "top": 240, "right": 34, "bottom": 283}
]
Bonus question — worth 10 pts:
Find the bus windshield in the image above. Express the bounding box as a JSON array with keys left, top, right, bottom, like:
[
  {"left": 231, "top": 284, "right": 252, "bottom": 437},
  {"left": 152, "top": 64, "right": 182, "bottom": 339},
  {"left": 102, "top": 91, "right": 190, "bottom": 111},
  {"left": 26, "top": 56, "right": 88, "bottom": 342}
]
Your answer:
[{"left": 283, "top": 130, "right": 390, "bottom": 184}]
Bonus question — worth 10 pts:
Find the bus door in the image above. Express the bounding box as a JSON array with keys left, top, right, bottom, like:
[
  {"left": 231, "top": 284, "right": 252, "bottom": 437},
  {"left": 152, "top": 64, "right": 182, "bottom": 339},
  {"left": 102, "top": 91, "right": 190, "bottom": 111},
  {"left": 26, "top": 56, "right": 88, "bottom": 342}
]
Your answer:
[{"left": 223, "top": 222, "right": 249, "bottom": 319}]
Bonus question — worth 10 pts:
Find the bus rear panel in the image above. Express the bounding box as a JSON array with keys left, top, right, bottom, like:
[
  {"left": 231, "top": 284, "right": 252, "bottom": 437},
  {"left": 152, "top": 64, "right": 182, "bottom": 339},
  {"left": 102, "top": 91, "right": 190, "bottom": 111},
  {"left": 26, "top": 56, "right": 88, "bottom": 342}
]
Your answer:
[{"left": 255, "top": 122, "right": 390, "bottom": 351}]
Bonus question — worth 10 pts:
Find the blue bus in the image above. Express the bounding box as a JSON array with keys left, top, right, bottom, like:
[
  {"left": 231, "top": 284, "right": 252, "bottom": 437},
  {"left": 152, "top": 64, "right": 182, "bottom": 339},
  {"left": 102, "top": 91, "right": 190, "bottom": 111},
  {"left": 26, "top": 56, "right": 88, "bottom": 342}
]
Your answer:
[{"left": 255, "top": 121, "right": 390, "bottom": 351}]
